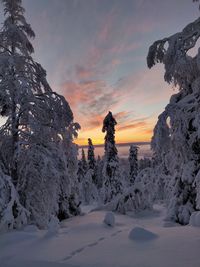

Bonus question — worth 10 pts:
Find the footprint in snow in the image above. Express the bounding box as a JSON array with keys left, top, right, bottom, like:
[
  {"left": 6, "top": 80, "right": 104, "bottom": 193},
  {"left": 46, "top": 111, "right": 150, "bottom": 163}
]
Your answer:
[
  {"left": 88, "top": 241, "right": 99, "bottom": 247},
  {"left": 75, "top": 247, "right": 85, "bottom": 253},
  {"left": 98, "top": 237, "right": 105, "bottom": 241},
  {"left": 62, "top": 255, "right": 72, "bottom": 261},
  {"left": 111, "top": 230, "right": 123, "bottom": 237},
  {"left": 61, "top": 228, "right": 126, "bottom": 262}
]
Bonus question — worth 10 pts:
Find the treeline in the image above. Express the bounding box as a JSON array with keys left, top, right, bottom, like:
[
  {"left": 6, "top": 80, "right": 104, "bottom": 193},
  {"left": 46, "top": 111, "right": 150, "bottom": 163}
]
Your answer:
[{"left": 77, "top": 115, "right": 151, "bottom": 207}]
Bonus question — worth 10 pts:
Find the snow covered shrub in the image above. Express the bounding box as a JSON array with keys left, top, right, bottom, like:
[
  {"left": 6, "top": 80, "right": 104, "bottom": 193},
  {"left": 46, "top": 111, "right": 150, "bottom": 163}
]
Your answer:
[
  {"left": 103, "top": 212, "right": 115, "bottom": 227},
  {"left": 189, "top": 211, "right": 200, "bottom": 227},
  {"left": 114, "top": 168, "right": 154, "bottom": 214},
  {"left": 80, "top": 169, "right": 98, "bottom": 205},
  {"left": 128, "top": 227, "right": 158, "bottom": 241},
  {"left": 17, "top": 144, "right": 59, "bottom": 228},
  {"left": 46, "top": 216, "right": 60, "bottom": 235}
]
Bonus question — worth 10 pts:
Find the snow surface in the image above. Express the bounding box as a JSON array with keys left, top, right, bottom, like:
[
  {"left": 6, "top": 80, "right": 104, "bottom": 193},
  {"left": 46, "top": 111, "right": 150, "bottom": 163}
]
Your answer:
[
  {"left": 23, "top": 225, "right": 39, "bottom": 233},
  {"left": 0, "top": 204, "right": 200, "bottom": 267}
]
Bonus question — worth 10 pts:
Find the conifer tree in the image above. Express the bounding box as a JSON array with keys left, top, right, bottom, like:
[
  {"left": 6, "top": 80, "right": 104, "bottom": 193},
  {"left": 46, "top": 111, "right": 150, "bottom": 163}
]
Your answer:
[
  {"left": 87, "top": 138, "right": 96, "bottom": 170},
  {"left": 102, "top": 111, "right": 122, "bottom": 203},
  {"left": 77, "top": 149, "right": 87, "bottom": 183},
  {"left": 87, "top": 138, "right": 98, "bottom": 185},
  {"left": 96, "top": 155, "right": 103, "bottom": 189},
  {"left": 81, "top": 148, "right": 87, "bottom": 173},
  {"left": 128, "top": 145, "right": 138, "bottom": 184}
]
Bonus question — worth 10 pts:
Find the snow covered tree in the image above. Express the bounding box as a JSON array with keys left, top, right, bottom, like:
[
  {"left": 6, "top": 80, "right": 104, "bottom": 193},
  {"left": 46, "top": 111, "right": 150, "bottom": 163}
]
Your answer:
[
  {"left": 139, "top": 157, "right": 151, "bottom": 171},
  {"left": 87, "top": 138, "right": 96, "bottom": 170},
  {"left": 96, "top": 155, "right": 104, "bottom": 189},
  {"left": 0, "top": 163, "right": 29, "bottom": 232},
  {"left": 147, "top": 10, "right": 200, "bottom": 224},
  {"left": 81, "top": 149, "right": 87, "bottom": 172},
  {"left": 79, "top": 142, "right": 98, "bottom": 205},
  {"left": 0, "top": 0, "right": 81, "bottom": 229},
  {"left": 80, "top": 168, "right": 98, "bottom": 205},
  {"left": 128, "top": 145, "right": 138, "bottom": 184},
  {"left": 113, "top": 167, "right": 154, "bottom": 214},
  {"left": 87, "top": 138, "right": 98, "bottom": 186},
  {"left": 77, "top": 149, "right": 87, "bottom": 182},
  {"left": 101, "top": 111, "right": 123, "bottom": 203}
]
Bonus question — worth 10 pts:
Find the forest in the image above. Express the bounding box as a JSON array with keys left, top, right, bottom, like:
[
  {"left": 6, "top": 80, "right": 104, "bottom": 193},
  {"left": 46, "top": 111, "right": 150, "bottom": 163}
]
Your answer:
[{"left": 0, "top": 1, "right": 200, "bottom": 267}]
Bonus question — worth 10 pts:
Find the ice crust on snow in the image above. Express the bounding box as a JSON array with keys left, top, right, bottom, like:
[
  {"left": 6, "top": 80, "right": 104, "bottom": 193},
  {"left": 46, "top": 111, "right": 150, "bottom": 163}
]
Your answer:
[
  {"left": 129, "top": 226, "right": 158, "bottom": 241},
  {"left": 103, "top": 212, "right": 115, "bottom": 227}
]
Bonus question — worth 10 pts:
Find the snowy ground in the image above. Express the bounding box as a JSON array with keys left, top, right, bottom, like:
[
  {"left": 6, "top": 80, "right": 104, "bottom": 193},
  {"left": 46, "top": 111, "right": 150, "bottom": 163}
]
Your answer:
[{"left": 0, "top": 204, "right": 200, "bottom": 267}]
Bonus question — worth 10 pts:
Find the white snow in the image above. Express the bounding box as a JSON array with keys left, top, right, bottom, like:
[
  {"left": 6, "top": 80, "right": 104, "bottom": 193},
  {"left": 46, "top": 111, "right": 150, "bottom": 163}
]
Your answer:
[
  {"left": 0, "top": 204, "right": 199, "bottom": 267},
  {"left": 189, "top": 211, "right": 200, "bottom": 227},
  {"left": 103, "top": 212, "right": 115, "bottom": 227},
  {"left": 23, "top": 225, "right": 39, "bottom": 233},
  {"left": 128, "top": 226, "right": 158, "bottom": 241},
  {"left": 46, "top": 216, "right": 60, "bottom": 236}
]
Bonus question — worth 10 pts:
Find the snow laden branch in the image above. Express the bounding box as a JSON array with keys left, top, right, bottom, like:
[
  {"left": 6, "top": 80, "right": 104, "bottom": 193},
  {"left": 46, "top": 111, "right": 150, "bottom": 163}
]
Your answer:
[{"left": 147, "top": 17, "right": 200, "bottom": 87}]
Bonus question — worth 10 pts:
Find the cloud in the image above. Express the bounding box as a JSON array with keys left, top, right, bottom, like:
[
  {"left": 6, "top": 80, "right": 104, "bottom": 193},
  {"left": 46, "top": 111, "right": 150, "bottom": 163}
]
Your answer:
[
  {"left": 114, "top": 111, "right": 133, "bottom": 124},
  {"left": 117, "top": 121, "right": 147, "bottom": 131},
  {"left": 75, "top": 65, "right": 94, "bottom": 80},
  {"left": 68, "top": 6, "right": 144, "bottom": 83},
  {"left": 143, "top": 128, "right": 153, "bottom": 135},
  {"left": 61, "top": 79, "right": 122, "bottom": 128},
  {"left": 61, "top": 80, "right": 104, "bottom": 106},
  {"left": 115, "top": 65, "right": 175, "bottom": 106}
]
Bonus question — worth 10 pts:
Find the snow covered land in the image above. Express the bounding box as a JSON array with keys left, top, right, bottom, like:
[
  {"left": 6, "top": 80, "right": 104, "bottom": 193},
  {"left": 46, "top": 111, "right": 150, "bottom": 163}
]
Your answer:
[
  {"left": 1, "top": 1, "right": 200, "bottom": 267},
  {"left": 1, "top": 204, "right": 200, "bottom": 267}
]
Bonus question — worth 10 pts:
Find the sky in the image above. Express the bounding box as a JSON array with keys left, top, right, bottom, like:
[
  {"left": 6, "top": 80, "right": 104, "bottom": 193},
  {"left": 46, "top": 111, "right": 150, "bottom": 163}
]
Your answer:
[{"left": 1, "top": 0, "right": 199, "bottom": 145}]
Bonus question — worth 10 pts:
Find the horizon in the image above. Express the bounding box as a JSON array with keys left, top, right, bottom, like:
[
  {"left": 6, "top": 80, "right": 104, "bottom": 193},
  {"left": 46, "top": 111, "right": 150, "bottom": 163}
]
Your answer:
[{"left": 78, "top": 140, "right": 150, "bottom": 148}]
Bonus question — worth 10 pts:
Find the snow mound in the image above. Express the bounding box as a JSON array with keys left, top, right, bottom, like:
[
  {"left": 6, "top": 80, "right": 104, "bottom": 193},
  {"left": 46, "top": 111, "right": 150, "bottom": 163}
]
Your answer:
[
  {"left": 189, "top": 212, "right": 200, "bottom": 227},
  {"left": 46, "top": 216, "right": 60, "bottom": 236},
  {"left": 23, "top": 225, "right": 39, "bottom": 233},
  {"left": 103, "top": 212, "right": 115, "bottom": 227},
  {"left": 129, "top": 227, "right": 158, "bottom": 241}
]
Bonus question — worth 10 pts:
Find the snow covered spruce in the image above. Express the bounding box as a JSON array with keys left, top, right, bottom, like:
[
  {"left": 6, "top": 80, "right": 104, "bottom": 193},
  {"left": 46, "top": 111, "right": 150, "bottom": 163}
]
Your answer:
[
  {"left": 101, "top": 111, "right": 123, "bottom": 204},
  {"left": 0, "top": 0, "right": 81, "bottom": 231}
]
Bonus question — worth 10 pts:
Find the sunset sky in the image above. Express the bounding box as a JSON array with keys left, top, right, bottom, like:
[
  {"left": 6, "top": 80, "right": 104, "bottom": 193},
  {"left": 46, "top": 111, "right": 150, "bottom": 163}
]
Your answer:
[{"left": 1, "top": 0, "right": 199, "bottom": 145}]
